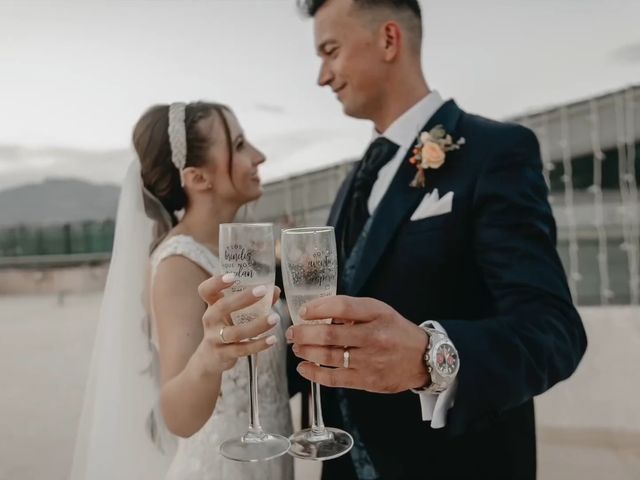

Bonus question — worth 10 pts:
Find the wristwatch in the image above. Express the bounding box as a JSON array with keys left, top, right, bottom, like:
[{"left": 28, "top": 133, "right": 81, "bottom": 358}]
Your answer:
[{"left": 414, "top": 325, "right": 460, "bottom": 394}]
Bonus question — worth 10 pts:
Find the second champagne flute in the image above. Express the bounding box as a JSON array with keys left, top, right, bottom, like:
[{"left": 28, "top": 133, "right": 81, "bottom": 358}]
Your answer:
[
  {"left": 281, "top": 226, "right": 354, "bottom": 460},
  {"left": 218, "top": 223, "right": 290, "bottom": 462}
]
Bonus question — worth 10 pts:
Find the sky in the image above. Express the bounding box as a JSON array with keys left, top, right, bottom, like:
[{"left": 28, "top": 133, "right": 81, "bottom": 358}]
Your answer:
[{"left": 0, "top": 0, "right": 639, "bottom": 189}]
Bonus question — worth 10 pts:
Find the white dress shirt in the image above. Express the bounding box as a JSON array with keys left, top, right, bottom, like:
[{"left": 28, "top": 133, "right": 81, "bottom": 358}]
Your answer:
[
  {"left": 368, "top": 90, "right": 457, "bottom": 428},
  {"left": 368, "top": 91, "right": 443, "bottom": 214}
]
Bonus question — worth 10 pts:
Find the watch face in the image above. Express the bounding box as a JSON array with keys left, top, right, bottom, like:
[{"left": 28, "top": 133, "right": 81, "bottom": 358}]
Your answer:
[{"left": 434, "top": 342, "right": 459, "bottom": 377}]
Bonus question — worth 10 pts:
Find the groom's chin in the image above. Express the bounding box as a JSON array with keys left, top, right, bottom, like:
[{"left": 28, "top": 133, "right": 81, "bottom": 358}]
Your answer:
[
  {"left": 338, "top": 97, "right": 371, "bottom": 121},
  {"left": 341, "top": 104, "right": 370, "bottom": 121}
]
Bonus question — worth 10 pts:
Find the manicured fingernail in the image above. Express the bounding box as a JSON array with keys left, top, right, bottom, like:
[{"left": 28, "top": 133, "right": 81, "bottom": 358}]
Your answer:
[
  {"left": 222, "top": 273, "right": 236, "bottom": 283},
  {"left": 267, "top": 313, "right": 280, "bottom": 326},
  {"left": 285, "top": 327, "right": 293, "bottom": 341},
  {"left": 292, "top": 344, "right": 299, "bottom": 354},
  {"left": 266, "top": 335, "right": 278, "bottom": 345},
  {"left": 298, "top": 306, "right": 307, "bottom": 318},
  {"left": 252, "top": 285, "right": 267, "bottom": 297}
]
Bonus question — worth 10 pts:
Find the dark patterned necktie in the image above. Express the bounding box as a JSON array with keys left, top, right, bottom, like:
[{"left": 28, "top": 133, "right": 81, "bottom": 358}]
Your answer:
[{"left": 343, "top": 137, "right": 399, "bottom": 256}]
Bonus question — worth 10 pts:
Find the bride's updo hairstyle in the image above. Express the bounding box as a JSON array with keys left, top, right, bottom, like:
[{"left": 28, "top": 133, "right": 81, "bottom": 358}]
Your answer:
[{"left": 132, "top": 101, "right": 233, "bottom": 225}]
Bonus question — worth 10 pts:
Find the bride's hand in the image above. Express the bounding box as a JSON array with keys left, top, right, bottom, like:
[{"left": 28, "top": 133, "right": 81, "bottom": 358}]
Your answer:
[{"left": 194, "top": 274, "right": 281, "bottom": 375}]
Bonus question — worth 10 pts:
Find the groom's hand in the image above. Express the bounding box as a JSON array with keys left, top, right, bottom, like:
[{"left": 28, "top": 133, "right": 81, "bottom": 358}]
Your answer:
[{"left": 286, "top": 296, "right": 430, "bottom": 393}]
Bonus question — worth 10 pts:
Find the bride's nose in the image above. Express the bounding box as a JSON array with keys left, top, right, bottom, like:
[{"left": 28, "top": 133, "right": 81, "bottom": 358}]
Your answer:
[{"left": 253, "top": 149, "right": 266, "bottom": 166}]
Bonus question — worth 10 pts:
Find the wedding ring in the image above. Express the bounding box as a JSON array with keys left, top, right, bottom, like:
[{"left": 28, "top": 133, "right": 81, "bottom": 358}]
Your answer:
[
  {"left": 343, "top": 348, "right": 350, "bottom": 369},
  {"left": 219, "top": 326, "right": 230, "bottom": 344}
]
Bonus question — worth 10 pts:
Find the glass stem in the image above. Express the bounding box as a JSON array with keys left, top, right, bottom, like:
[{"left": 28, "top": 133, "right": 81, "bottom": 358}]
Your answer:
[
  {"left": 310, "top": 379, "right": 326, "bottom": 435},
  {"left": 247, "top": 354, "right": 263, "bottom": 435}
]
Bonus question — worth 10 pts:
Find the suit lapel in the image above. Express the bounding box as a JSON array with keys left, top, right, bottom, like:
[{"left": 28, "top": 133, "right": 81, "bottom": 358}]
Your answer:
[
  {"left": 327, "top": 163, "right": 359, "bottom": 285},
  {"left": 327, "top": 162, "right": 358, "bottom": 230},
  {"left": 347, "top": 100, "right": 463, "bottom": 295}
]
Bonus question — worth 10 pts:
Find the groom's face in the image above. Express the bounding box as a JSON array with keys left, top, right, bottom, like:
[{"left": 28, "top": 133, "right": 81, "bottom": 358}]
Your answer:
[{"left": 314, "top": 0, "right": 386, "bottom": 120}]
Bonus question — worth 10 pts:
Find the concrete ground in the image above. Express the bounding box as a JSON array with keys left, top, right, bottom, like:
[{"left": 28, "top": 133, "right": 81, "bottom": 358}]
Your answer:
[{"left": 0, "top": 293, "right": 638, "bottom": 480}]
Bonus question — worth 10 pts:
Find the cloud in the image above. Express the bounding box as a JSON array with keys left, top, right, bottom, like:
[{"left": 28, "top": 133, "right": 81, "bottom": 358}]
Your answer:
[
  {"left": 253, "top": 103, "right": 286, "bottom": 115},
  {"left": 0, "top": 127, "right": 367, "bottom": 191},
  {"left": 609, "top": 41, "right": 640, "bottom": 63},
  {"left": 0, "top": 145, "right": 132, "bottom": 190}
]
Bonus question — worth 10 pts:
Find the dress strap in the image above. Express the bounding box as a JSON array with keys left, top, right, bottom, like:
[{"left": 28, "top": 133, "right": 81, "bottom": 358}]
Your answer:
[{"left": 150, "top": 234, "right": 219, "bottom": 278}]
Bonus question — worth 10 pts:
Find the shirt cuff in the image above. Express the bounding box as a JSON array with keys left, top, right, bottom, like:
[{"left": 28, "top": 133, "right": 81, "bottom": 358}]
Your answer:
[{"left": 416, "top": 321, "right": 458, "bottom": 429}]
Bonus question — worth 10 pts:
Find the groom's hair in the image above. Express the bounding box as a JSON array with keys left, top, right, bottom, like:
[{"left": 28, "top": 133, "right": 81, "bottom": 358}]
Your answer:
[{"left": 298, "top": 0, "right": 422, "bottom": 53}]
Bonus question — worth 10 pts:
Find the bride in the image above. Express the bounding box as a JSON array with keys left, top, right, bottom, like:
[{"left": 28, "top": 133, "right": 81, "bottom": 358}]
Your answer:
[{"left": 70, "top": 102, "right": 293, "bottom": 479}]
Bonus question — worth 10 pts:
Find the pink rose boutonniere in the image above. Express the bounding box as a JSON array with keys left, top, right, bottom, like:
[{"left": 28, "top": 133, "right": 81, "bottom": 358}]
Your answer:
[{"left": 409, "top": 125, "right": 465, "bottom": 188}]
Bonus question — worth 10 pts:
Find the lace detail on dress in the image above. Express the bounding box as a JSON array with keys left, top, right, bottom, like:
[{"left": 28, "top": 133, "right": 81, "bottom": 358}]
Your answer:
[
  {"left": 151, "top": 234, "right": 219, "bottom": 277},
  {"left": 150, "top": 234, "right": 293, "bottom": 480}
]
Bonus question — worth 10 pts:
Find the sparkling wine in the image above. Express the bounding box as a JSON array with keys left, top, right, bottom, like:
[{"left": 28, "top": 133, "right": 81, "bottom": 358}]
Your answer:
[
  {"left": 225, "top": 283, "right": 274, "bottom": 326},
  {"left": 286, "top": 288, "right": 334, "bottom": 325}
]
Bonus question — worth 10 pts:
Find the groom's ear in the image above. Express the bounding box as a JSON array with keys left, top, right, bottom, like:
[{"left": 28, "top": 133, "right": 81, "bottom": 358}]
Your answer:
[{"left": 380, "top": 21, "right": 402, "bottom": 62}]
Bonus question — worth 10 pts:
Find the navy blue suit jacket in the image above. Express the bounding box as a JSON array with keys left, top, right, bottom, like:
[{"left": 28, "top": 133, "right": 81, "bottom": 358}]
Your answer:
[{"left": 320, "top": 100, "right": 587, "bottom": 480}]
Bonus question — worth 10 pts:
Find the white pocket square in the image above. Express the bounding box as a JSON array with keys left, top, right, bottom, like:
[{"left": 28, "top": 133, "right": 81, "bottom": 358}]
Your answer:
[{"left": 410, "top": 188, "right": 454, "bottom": 221}]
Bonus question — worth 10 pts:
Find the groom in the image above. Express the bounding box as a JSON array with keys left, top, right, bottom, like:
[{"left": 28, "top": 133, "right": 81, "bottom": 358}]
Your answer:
[{"left": 287, "top": 1, "right": 587, "bottom": 479}]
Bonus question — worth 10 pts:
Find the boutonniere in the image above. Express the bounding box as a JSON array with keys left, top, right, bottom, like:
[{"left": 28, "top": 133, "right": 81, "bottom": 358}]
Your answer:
[{"left": 409, "top": 125, "right": 465, "bottom": 188}]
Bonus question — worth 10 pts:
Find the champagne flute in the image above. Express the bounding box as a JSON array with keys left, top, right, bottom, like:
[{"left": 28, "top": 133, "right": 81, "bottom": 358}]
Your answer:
[
  {"left": 281, "top": 226, "right": 354, "bottom": 460},
  {"left": 218, "top": 223, "right": 290, "bottom": 462}
]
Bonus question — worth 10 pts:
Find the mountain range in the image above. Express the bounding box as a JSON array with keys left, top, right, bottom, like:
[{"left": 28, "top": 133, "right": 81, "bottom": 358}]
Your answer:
[{"left": 0, "top": 178, "right": 119, "bottom": 227}]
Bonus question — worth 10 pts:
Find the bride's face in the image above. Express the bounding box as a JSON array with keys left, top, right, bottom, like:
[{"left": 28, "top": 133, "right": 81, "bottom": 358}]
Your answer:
[{"left": 198, "top": 109, "right": 265, "bottom": 206}]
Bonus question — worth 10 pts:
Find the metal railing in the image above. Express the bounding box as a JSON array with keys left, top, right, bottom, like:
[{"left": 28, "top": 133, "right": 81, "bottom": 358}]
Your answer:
[{"left": 0, "top": 252, "right": 111, "bottom": 269}]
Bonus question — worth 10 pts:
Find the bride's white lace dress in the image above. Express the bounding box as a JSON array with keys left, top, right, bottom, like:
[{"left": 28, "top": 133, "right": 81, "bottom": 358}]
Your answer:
[{"left": 150, "top": 234, "right": 293, "bottom": 480}]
